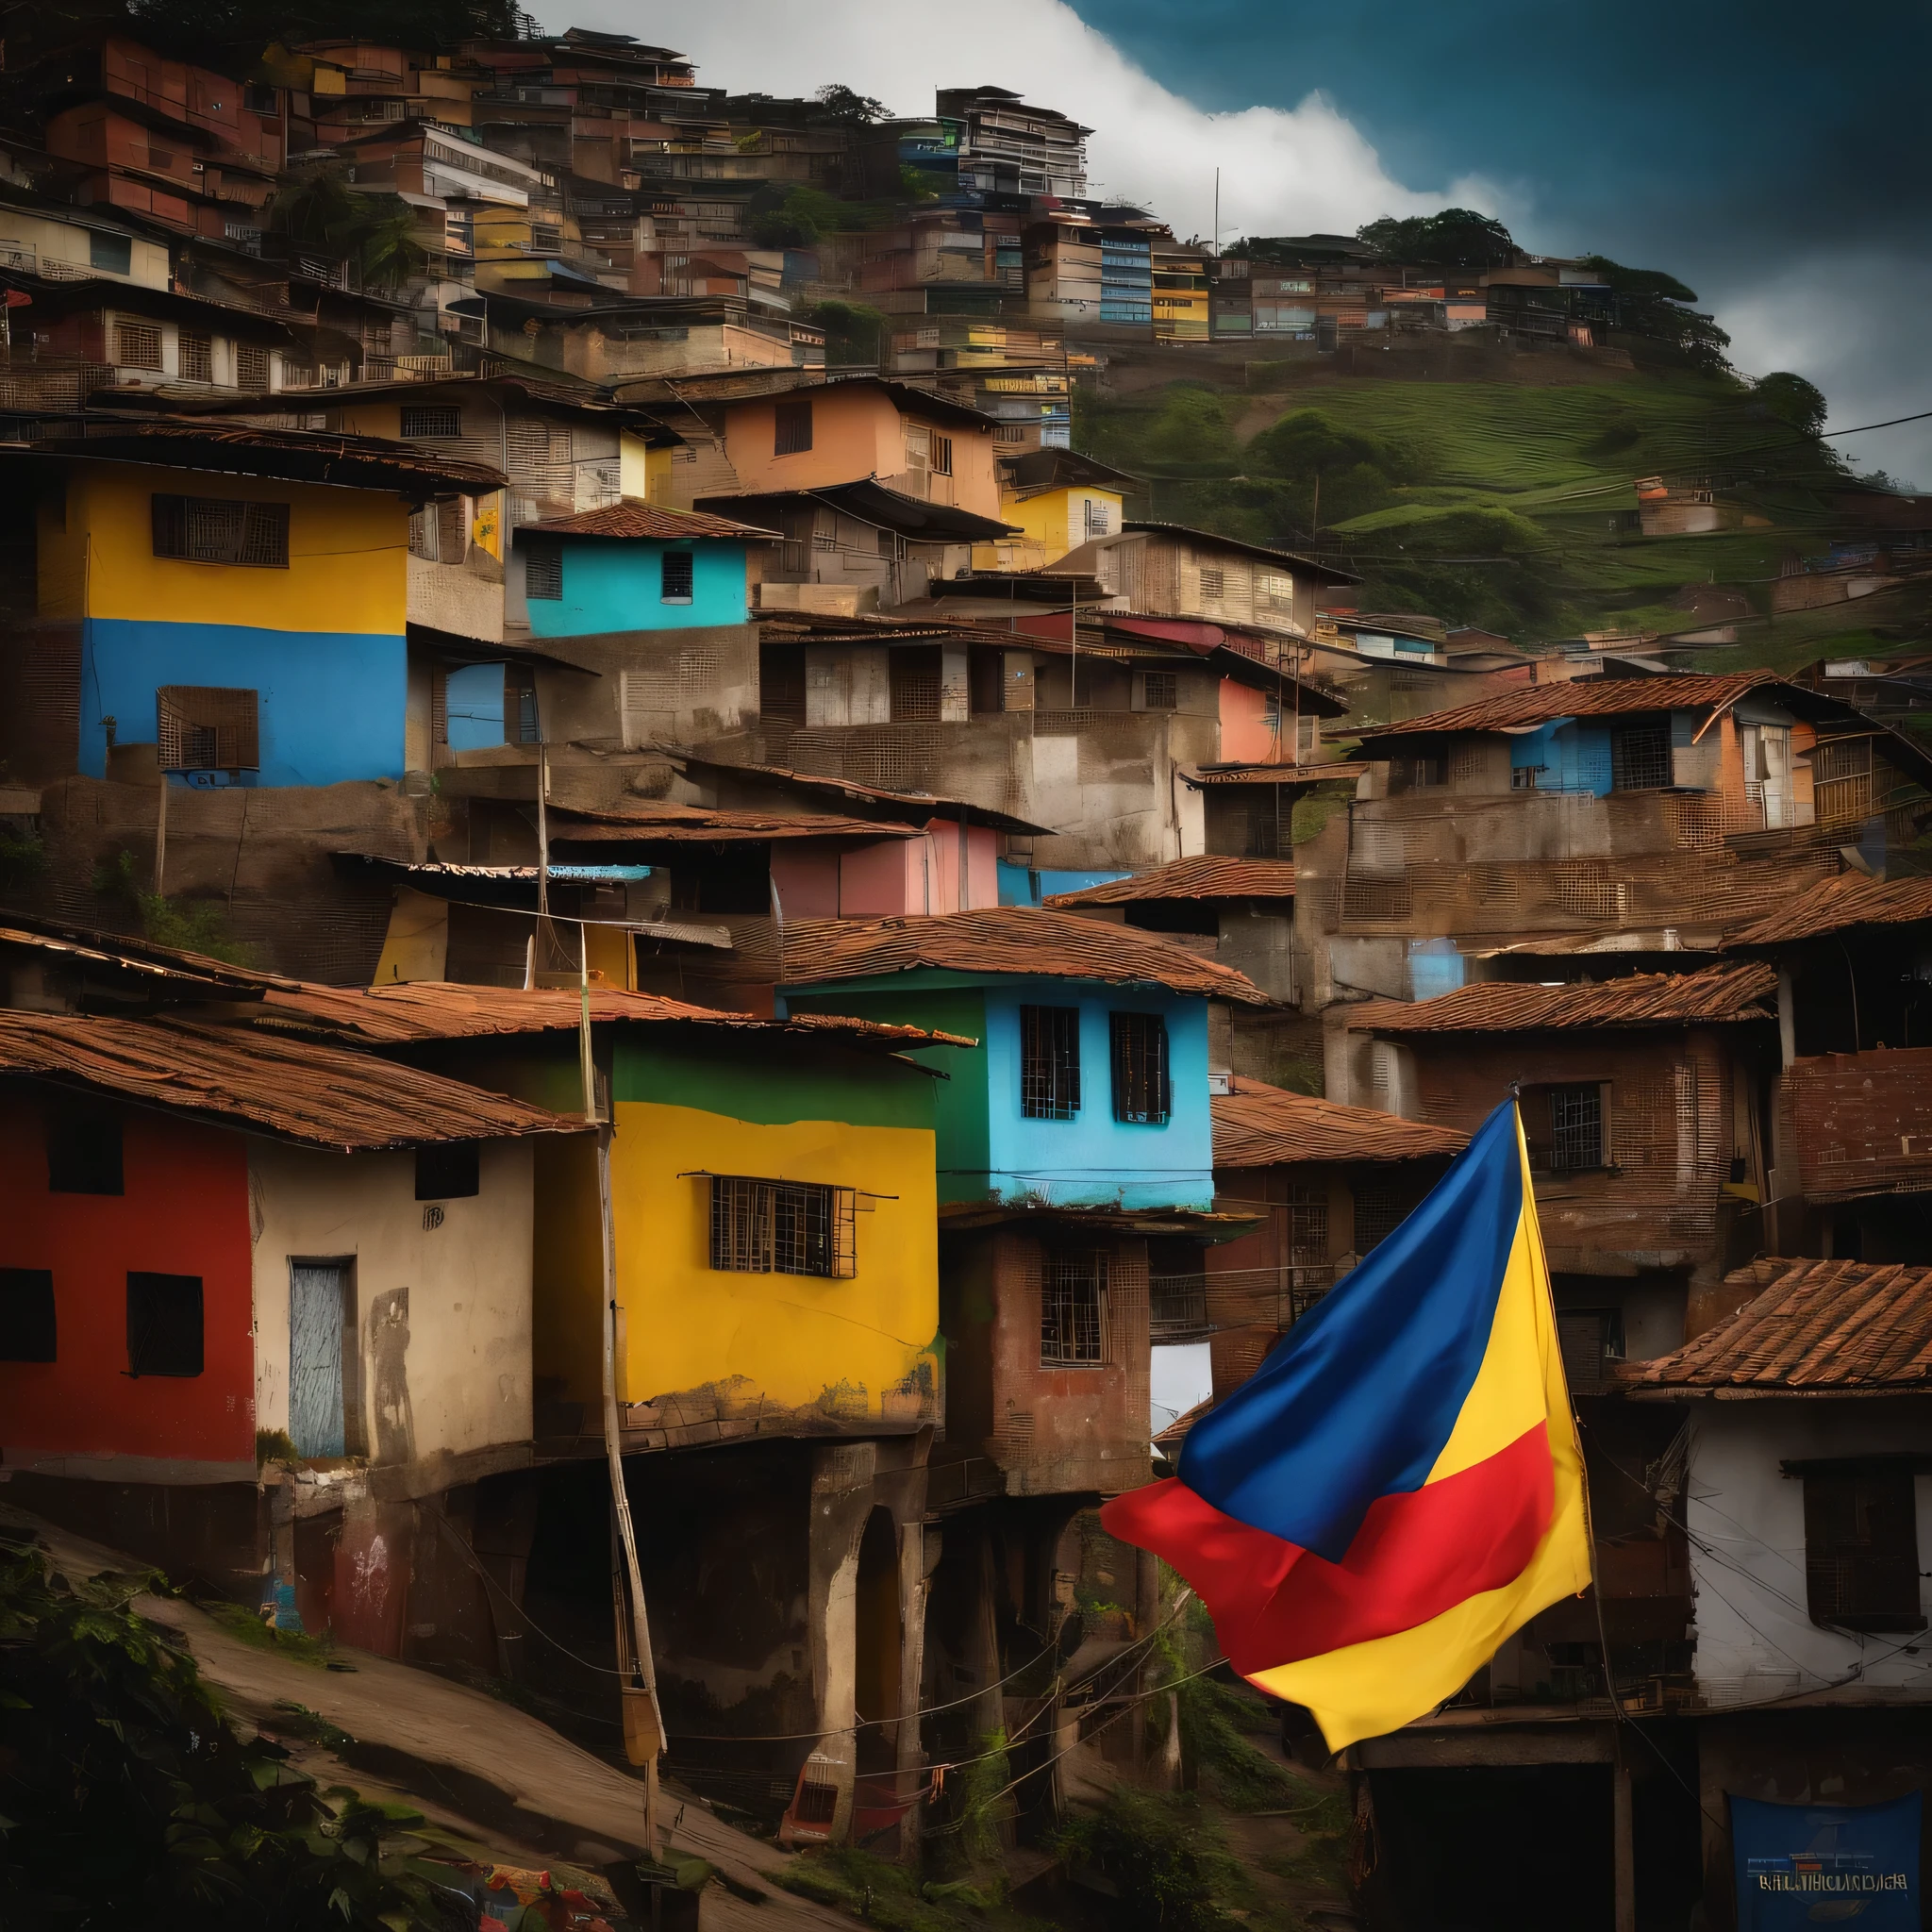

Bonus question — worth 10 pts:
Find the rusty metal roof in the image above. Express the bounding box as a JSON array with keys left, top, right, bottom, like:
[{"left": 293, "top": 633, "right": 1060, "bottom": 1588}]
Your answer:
[
  {"left": 1726, "top": 874, "right": 1932, "bottom": 947},
  {"left": 1179, "top": 761, "right": 1369, "bottom": 789},
  {"left": 545, "top": 801, "right": 924, "bottom": 844},
  {"left": 1212, "top": 1078, "right": 1469, "bottom": 1167},
  {"left": 248, "top": 980, "right": 974, "bottom": 1050},
  {"left": 1046, "top": 857, "right": 1295, "bottom": 908},
  {"left": 781, "top": 907, "right": 1274, "bottom": 1004},
  {"left": 0, "top": 1010, "right": 578, "bottom": 1149},
  {"left": 524, "top": 498, "right": 774, "bottom": 541},
  {"left": 1347, "top": 962, "right": 1778, "bottom": 1034},
  {"left": 1155, "top": 1396, "right": 1213, "bottom": 1454},
  {"left": 0, "top": 920, "right": 268, "bottom": 995},
  {"left": 1623, "top": 1257, "right": 1932, "bottom": 1393},
  {"left": 1351, "top": 673, "right": 1783, "bottom": 745}
]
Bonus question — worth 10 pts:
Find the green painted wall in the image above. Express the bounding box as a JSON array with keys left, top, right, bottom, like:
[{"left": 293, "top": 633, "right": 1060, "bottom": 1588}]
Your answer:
[{"left": 612, "top": 1030, "right": 941, "bottom": 1130}]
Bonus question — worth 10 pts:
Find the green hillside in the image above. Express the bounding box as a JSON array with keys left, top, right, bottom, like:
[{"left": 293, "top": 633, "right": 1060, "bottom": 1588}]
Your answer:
[{"left": 1074, "top": 355, "right": 1924, "bottom": 671}]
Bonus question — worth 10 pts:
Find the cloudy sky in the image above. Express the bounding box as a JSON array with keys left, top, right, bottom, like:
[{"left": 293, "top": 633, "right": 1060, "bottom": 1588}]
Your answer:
[{"left": 575, "top": 0, "right": 1932, "bottom": 483}]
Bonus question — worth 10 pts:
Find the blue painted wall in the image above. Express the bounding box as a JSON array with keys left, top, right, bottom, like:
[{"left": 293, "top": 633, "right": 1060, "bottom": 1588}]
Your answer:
[
  {"left": 1510, "top": 718, "right": 1612, "bottom": 794},
  {"left": 525, "top": 539, "right": 749, "bottom": 637},
  {"left": 81, "top": 619, "right": 406, "bottom": 787},
  {"left": 780, "top": 968, "right": 1214, "bottom": 1211},
  {"left": 997, "top": 862, "right": 1133, "bottom": 907}
]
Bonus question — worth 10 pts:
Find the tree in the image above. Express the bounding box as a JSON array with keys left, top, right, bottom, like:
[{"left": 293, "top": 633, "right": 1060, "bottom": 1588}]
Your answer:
[
  {"left": 266, "top": 161, "right": 425, "bottom": 291},
  {"left": 1579, "top": 256, "right": 1731, "bottom": 375},
  {"left": 1754, "top": 371, "right": 1829, "bottom": 440},
  {"left": 1357, "top": 208, "right": 1516, "bottom": 268},
  {"left": 812, "top": 83, "right": 890, "bottom": 125}
]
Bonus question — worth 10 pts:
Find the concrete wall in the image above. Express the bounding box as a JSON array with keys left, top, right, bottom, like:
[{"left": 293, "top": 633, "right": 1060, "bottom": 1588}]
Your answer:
[{"left": 249, "top": 1138, "right": 537, "bottom": 1483}]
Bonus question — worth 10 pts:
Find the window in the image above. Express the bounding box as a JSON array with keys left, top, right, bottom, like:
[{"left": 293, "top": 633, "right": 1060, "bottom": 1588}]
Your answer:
[
  {"left": 1084, "top": 497, "right": 1111, "bottom": 540},
  {"left": 525, "top": 540, "right": 563, "bottom": 600},
  {"left": 774, "top": 397, "right": 813, "bottom": 456},
  {"left": 1511, "top": 764, "right": 1542, "bottom": 791},
  {"left": 1557, "top": 1308, "right": 1624, "bottom": 1395},
  {"left": 1110, "top": 1011, "right": 1170, "bottom": 1124},
  {"left": 1021, "top": 1004, "right": 1081, "bottom": 1119},
  {"left": 0, "top": 1270, "right": 57, "bottom": 1362},
  {"left": 929, "top": 433, "right": 954, "bottom": 477},
  {"left": 114, "top": 319, "right": 163, "bottom": 370},
  {"left": 1351, "top": 1180, "right": 1406, "bottom": 1255},
  {"left": 1610, "top": 720, "right": 1672, "bottom": 792},
  {"left": 401, "top": 404, "right": 462, "bottom": 440},
  {"left": 244, "top": 81, "right": 279, "bottom": 115},
  {"left": 660, "top": 549, "right": 694, "bottom": 602},
  {"left": 236, "top": 342, "right": 269, "bottom": 390},
  {"left": 45, "top": 1107, "right": 123, "bottom": 1194},
  {"left": 416, "top": 1141, "right": 480, "bottom": 1200},
  {"left": 158, "top": 686, "right": 259, "bottom": 771},
  {"left": 153, "top": 495, "right": 290, "bottom": 568},
  {"left": 1141, "top": 671, "right": 1177, "bottom": 710},
  {"left": 507, "top": 663, "right": 541, "bottom": 744},
  {"left": 90, "top": 230, "right": 133, "bottom": 275},
  {"left": 1198, "top": 566, "right": 1224, "bottom": 600},
  {"left": 177, "top": 330, "right": 212, "bottom": 382},
  {"left": 1549, "top": 1084, "right": 1606, "bottom": 1172},
  {"left": 1041, "top": 1249, "right": 1107, "bottom": 1366},
  {"left": 708, "top": 1175, "right": 857, "bottom": 1278},
  {"left": 126, "top": 1273, "right": 203, "bottom": 1377},
  {"left": 1801, "top": 1465, "right": 1924, "bottom": 1632}
]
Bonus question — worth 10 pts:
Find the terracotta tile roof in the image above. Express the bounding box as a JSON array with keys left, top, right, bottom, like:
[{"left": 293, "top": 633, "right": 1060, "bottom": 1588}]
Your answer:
[
  {"left": 1351, "top": 673, "right": 1783, "bottom": 745},
  {"left": 1211, "top": 1078, "right": 1469, "bottom": 1166},
  {"left": 1726, "top": 874, "right": 1932, "bottom": 947},
  {"left": 249, "top": 981, "right": 974, "bottom": 1051},
  {"left": 524, "top": 498, "right": 774, "bottom": 541},
  {"left": 1046, "top": 857, "right": 1295, "bottom": 907},
  {"left": 0, "top": 1010, "right": 577, "bottom": 1150},
  {"left": 1623, "top": 1257, "right": 1932, "bottom": 1392},
  {"left": 780, "top": 907, "right": 1275, "bottom": 1004},
  {"left": 1347, "top": 962, "right": 1778, "bottom": 1034},
  {"left": 1155, "top": 1396, "right": 1213, "bottom": 1455}
]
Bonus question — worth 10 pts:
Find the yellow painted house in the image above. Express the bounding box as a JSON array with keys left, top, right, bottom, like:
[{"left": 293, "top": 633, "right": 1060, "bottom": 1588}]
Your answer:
[{"left": 974, "top": 446, "right": 1140, "bottom": 571}]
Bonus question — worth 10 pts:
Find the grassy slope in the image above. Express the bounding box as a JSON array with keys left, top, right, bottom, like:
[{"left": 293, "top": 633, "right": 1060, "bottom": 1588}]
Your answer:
[{"left": 1076, "top": 358, "right": 1917, "bottom": 669}]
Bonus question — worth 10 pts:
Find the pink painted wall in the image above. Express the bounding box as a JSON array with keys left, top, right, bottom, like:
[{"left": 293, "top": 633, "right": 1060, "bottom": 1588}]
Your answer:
[
  {"left": 772, "top": 844, "right": 841, "bottom": 918},
  {"left": 828, "top": 824, "right": 1002, "bottom": 917},
  {"left": 1219, "top": 678, "right": 1281, "bottom": 764}
]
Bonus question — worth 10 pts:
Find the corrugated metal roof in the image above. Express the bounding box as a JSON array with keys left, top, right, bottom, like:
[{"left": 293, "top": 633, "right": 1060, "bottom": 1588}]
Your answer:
[
  {"left": 544, "top": 802, "right": 923, "bottom": 844},
  {"left": 1624, "top": 1257, "right": 1932, "bottom": 1392},
  {"left": 1726, "top": 874, "right": 1932, "bottom": 947},
  {"left": 0, "top": 1010, "right": 577, "bottom": 1149},
  {"left": 1045, "top": 857, "right": 1295, "bottom": 907},
  {"left": 0, "top": 922, "right": 267, "bottom": 993},
  {"left": 780, "top": 907, "right": 1274, "bottom": 1004},
  {"left": 524, "top": 498, "right": 774, "bottom": 541},
  {"left": 1119, "top": 522, "right": 1361, "bottom": 583},
  {"left": 1179, "top": 761, "right": 1370, "bottom": 788},
  {"left": 1351, "top": 673, "right": 1781, "bottom": 744},
  {"left": 1212, "top": 1078, "right": 1469, "bottom": 1167},
  {"left": 1347, "top": 962, "right": 1777, "bottom": 1034},
  {"left": 250, "top": 980, "right": 975, "bottom": 1050}
]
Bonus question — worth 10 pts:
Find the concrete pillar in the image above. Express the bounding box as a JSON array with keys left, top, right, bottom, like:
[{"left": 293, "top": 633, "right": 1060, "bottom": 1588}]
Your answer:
[
  {"left": 807, "top": 1442, "right": 876, "bottom": 1843},
  {"left": 1613, "top": 1756, "right": 1636, "bottom": 1932},
  {"left": 895, "top": 1523, "right": 938, "bottom": 1859}
]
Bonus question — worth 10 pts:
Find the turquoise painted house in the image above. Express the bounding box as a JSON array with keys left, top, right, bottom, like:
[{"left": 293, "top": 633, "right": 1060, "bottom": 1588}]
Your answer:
[
  {"left": 513, "top": 499, "right": 771, "bottom": 637},
  {"left": 776, "top": 907, "right": 1274, "bottom": 1212}
]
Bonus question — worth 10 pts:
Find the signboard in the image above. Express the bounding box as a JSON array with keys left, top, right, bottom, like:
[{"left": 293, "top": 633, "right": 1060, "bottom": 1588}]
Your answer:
[{"left": 1732, "top": 1792, "right": 1920, "bottom": 1929}]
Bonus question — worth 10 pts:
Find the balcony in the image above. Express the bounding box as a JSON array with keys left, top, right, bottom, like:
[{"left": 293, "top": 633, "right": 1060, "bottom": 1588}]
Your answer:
[{"left": 1786, "top": 1047, "right": 1932, "bottom": 1203}]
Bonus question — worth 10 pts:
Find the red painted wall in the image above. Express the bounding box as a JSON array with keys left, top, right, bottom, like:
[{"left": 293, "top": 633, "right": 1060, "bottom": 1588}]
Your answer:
[{"left": 0, "top": 1098, "right": 255, "bottom": 1464}]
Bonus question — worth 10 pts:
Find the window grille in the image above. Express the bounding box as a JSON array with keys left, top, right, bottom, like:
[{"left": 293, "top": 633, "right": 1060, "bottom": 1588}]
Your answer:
[
  {"left": 1557, "top": 1308, "right": 1623, "bottom": 1395},
  {"left": 236, "top": 342, "right": 269, "bottom": 390},
  {"left": 402, "top": 404, "right": 462, "bottom": 440},
  {"left": 1148, "top": 1271, "right": 1208, "bottom": 1341},
  {"left": 153, "top": 494, "right": 290, "bottom": 568},
  {"left": 889, "top": 645, "right": 942, "bottom": 722},
  {"left": 660, "top": 549, "right": 694, "bottom": 601},
  {"left": 1549, "top": 1083, "right": 1605, "bottom": 1171},
  {"left": 1803, "top": 1468, "right": 1925, "bottom": 1632},
  {"left": 177, "top": 330, "right": 212, "bottom": 382},
  {"left": 280, "top": 358, "right": 315, "bottom": 389},
  {"left": 1351, "top": 1180, "right": 1406, "bottom": 1254},
  {"left": 1285, "top": 1186, "right": 1328, "bottom": 1264},
  {"left": 0, "top": 1269, "right": 56, "bottom": 1362},
  {"left": 1811, "top": 735, "right": 1874, "bottom": 826},
  {"left": 1109, "top": 1011, "right": 1170, "bottom": 1124},
  {"left": 774, "top": 397, "right": 813, "bottom": 456},
  {"left": 930, "top": 433, "right": 954, "bottom": 476},
  {"left": 157, "top": 685, "right": 259, "bottom": 771},
  {"left": 1141, "top": 671, "right": 1177, "bottom": 709},
  {"left": 416, "top": 1141, "right": 480, "bottom": 1200},
  {"left": 1021, "top": 1004, "right": 1081, "bottom": 1119},
  {"left": 525, "top": 540, "right": 563, "bottom": 600},
  {"left": 126, "top": 1272, "right": 203, "bottom": 1377},
  {"left": 1198, "top": 566, "right": 1224, "bottom": 599},
  {"left": 708, "top": 1176, "right": 857, "bottom": 1278},
  {"left": 1041, "top": 1250, "right": 1108, "bottom": 1365},
  {"left": 1610, "top": 720, "right": 1671, "bottom": 792},
  {"left": 113, "top": 319, "right": 163, "bottom": 370}
]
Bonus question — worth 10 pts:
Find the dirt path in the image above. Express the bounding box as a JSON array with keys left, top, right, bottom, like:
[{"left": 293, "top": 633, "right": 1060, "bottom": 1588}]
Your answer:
[{"left": 8, "top": 1507, "right": 846, "bottom": 1932}]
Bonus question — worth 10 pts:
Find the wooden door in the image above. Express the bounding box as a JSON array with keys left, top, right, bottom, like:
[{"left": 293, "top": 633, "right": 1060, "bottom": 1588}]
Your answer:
[{"left": 289, "top": 1262, "right": 348, "bottom": 1458}]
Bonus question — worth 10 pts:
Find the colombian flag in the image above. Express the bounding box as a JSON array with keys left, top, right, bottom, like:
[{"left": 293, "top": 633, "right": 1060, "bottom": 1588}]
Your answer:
[{"left": 1102, "top": 1101, "right": 1591, "bottom": 1750}]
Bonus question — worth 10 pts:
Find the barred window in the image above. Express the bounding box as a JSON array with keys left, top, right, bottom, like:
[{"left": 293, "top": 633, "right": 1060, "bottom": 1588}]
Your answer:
[
  {"left": 929, "top": 433, "right": 954, "bottom": 477},
  {"left": 1041, "top": 1249, "right": 1107, "bottom": 1366},
  {"left": 158, "top": 685, "right": 259, "bottom": 771},
  {"left": 660, "top": 549, "right": 694, "bottom": 602},
  {"left": 1610, "top": 720, "right": 1671, "bottom": 792},
  {"left": 236, "top": 342, "right": 269, "bottom": 390},
  {"left": 1284, "top": 1185, "right": 1328, "bottom": 1263},
  {"left": 525, "top": 540, "right": 563, "bottom": 600},
  {"left": 113, "top": 318, "right": 162, "bottom": 370},
  {"left": 1549, "top": 1083, "right": 1606, "bottom": 1171},
  {"left": 177, "top": 330, "right": 212, "bottom": 382},
  {"left": 774, "top": 396, "right": 813, "bottom": 456},
  {"left": 152, "top": 494, "right": 290, "bottom": 568},
  {"left": 709, "top": 1175, "right": 856, "bottom": 1278},
  {"left": 1802, "top": 1466, "right": 1924, "bottom": 1633},
  {"left": 401, "top": 404, "right": 462, "bottom": 440},
  {"left": 1141, "top": 671, "right": 1177, "bottom": 709},
  {"left": 1021, "top": 1004, "right": 1080, "bottom": 1119},
  {"left": 1351, "top": 1180, "right": 1405, "bottom": 1254},
  {"left": 1198, "top": 566, "right": 1224, "bottom": 599},
  {"left": 1109, "top": 1011, "right": 1170, "bottom": 1124}
]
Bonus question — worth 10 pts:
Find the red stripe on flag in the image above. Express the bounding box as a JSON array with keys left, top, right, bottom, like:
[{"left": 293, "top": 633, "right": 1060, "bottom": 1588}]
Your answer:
[{"left": 1101, "top": 1423, "right": 1554, "bottom": 1674}]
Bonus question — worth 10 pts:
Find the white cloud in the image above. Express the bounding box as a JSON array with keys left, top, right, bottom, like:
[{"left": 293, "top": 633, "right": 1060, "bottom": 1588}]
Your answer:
[{"left": 565, "top": 0, "right": 1480, "bottom": 242}]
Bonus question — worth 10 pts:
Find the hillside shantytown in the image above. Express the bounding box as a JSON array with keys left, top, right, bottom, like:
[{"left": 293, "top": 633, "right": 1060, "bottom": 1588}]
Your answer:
[{"left": 0, "top": 3, "right": 1927, "bottom": 1928}]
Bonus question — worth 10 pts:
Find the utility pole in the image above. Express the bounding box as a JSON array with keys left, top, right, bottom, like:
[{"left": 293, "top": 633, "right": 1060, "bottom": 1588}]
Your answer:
[{"left": 1212, "top": 167, "right": 1220, "bottom": 258}]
